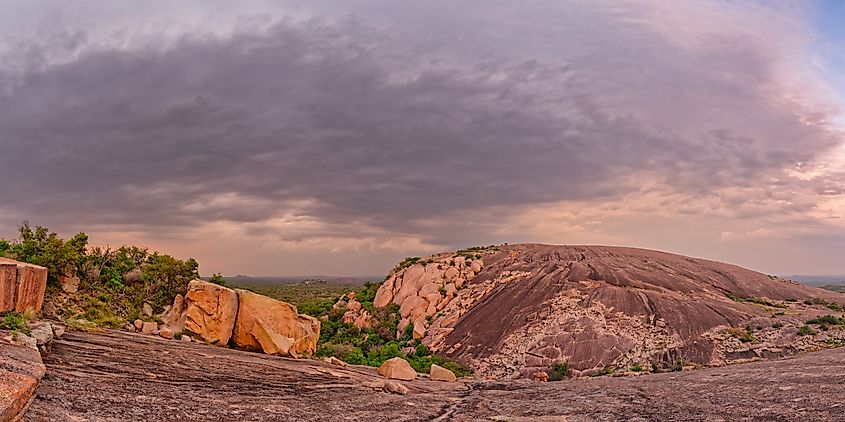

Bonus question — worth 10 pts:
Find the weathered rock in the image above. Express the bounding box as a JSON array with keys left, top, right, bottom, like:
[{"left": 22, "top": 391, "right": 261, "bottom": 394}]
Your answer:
[
  {"left": 0, "top": 338, "right": 46, "bottom": 421},
  {"left": 29, "top": 323, "right": 53, "bottom": 346},
  {"left": 373, "top": 276, "right": 395, "bottom": 307},
  {"left": 354, "top": 310, "right": 374, "bottom": 330},
  {"left": 341, "top": 310, "right": 357, "bottom": 324},
  {"left": 142, "top": 302, "right": 154, "bottom": 317},
  {"left": 0, "top": 258, "right": 48, "bottom": 313},
  {"left": 141, "top": 321, "right": 157, "bottom": 335},
  {"left": 470, "top": 260, "right": 483, "bottom": 273},
  {"left": 184, "top": 280, "right": 239, "bottom": 346},
  {"left": 347, "top": 299, "right": 362, "bottom": 313},
  {"left": 361, "top": 379, "right": 385, "bottom": 390},
  {"left": 430, "top": 364, "right": 457, "bottom": 382},
  {"left": 323, "top": 356, "right": 348, "bottom": 367},
  {"left": 58, "top": 275, "right": 80, "bottom": 294},
  {"left": 51, "top": 324, "right": 65, "bottom": 339},
  {"left": 232, "top": 289, "right": 320, "bottom": 357},
  {"left": 161, "top": 294, "right": 188, "bottom": 332},
  {"left": 378, "top": 357, "right": 417, "bottom": 380},
  {"left": 133, "top": 319, "right": 144, "bottom": 331},
  {"left": 413, "top": 319, "right": 426, "bottom": 340},
  {"left": 384, "top": 380, "right": 409, "bottom": 395},
  {"left": 532, "top": 371, "right": 549, "bottom": 382},
  {"left": 159, "top": 327, "right": 174, "bottom": 340},
  {"left": 397, "top": 318, "right": 411, "bottom": 338},
  {"left": 180, "top": 335, "right": 191, "bottom": 342}
]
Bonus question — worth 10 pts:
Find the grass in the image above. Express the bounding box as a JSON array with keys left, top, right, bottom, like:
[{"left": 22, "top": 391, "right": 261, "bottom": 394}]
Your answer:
[
  {"left": 725, "top": 293, "right": 787, "bottom": 309},
  {"left": 0, "top": 311, "right": 35, "bottom": 335},
  {"left": 806, "top": 315, "right": 845, "bottom": 327},
  {"left": 798, "top": 325, "right": 817, "bottom": 336}
]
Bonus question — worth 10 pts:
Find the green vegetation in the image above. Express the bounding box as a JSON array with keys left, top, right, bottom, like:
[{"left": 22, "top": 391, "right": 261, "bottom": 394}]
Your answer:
[
  {"left": 724, "top": 325, "right": 757, "bottom": 343},
  {"left": 208, "top": 273, "right": 226, "bottom": 286},
  {"left": 630, "top": 363, "right": 643, "bottom": 372},
  {"left": 803, "top": 298, "right": 844, "bottom": 312},
  {"left": 724, "top": 292, "right": 787, "bottom": 309},
  {"left": 271, "top": 280, "right": 472, "bottom": 377},
  {"left": 805, "top": 315, "right": 845, "bottom": 331},
  {"left": 549, "top": 360, "right": 570, "bottom": 381},
  {"left": 0, "top": 311, "right": 33, "bottom": 334},
  {"left": 455, "top": 245, "right": 499, "bottom": 260},
  {"left": 798, "top": 325, "right": 817, "bottom": 336},
  {"left": 1, "top": 223, "right": 202, "bottom": 328}
]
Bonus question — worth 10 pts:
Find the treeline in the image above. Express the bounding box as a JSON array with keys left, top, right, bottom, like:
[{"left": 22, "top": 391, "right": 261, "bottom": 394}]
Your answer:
[{"left": 0, "top": 223, "right": 201, "bottom": 326}]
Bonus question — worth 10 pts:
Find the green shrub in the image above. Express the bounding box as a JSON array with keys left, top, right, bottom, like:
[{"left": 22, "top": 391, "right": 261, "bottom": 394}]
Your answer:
[
  {"left": 798, "top": 325, "right": 816, "bottom": 336},
  {"left": 208, "top": 273, "right": 226, "bottom": 286},
  {"left": 550, "top": 360, "right": 569, "bottom": 381},
  {"left": 0, "top": 312, "right": 31, "bottom": 334},
  {"left": 630, "top": 363, "right": 643, "bottom": 372},
  {"left": 806, "top": 315, "right": 845, "bottom": 326}
]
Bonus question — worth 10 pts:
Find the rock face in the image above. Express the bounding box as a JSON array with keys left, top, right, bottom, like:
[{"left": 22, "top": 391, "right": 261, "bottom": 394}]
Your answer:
[
  {"left": 0, "top": 257, "right": 48, "bottom": 313},
  {"left": 378, "top": 357, "right": 417, "bottom": 380},
  {"left": 374, "top": 244, "right": 845, "bottom": 379},
  {"left": 183, "top": 280, "right": 239, "bottom": 345},
  {"left": 1, "top": 338, "right": 46, "bottom": 421},
  {"left": 232, "top": 290, "right": 321, "bottom": 358}
]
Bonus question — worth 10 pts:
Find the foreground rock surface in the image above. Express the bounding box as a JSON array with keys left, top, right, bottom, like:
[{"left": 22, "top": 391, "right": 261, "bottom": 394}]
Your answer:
[
  {"left": 1, "top": 337, "right": 46, "bottom": 421},
  {"left": 0, "top": 257, "right": 48, "bottom": 313},
  {"left": 24, "top": 330, "right": 845, "bottom": 421}
]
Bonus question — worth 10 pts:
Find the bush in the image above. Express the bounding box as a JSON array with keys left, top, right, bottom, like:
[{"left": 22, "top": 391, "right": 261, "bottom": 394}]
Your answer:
[
  {"left": 208, "top": 273, "right": 226, "bottom": 286},
  {"left": 0, "top": 312, "right": 32, "bottom": 334},
  {"left": 806, "top": 315, "right": 845, "bottom": 326},
  {"left": 550, "top": 360, "right": 569, "bottom": 381},
  {"left": 798, "top": 325, "right": 816, "bottom": 336}
]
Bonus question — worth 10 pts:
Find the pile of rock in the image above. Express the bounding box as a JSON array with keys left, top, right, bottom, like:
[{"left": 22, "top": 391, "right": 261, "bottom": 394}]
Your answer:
[
  {"left": 333, "top": 292, "right": 374, "bottom": 330},
  {"left": 0, "top": 258, "right": 48, "bottom": 314},
  {"left": 128, "top": 280, "right": 321, "bottom": 358},
  {"left": 373, "top": 256, "right": 483, "bottom": 341},
  {"left": 365, "top": 357, "right": 458, "bottom": 394}
]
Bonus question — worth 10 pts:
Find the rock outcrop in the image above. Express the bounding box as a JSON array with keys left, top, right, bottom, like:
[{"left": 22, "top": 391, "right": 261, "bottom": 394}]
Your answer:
[
  {"left": 0, "top": 257, "right": 48, "bottom": 314},
  {"left": 374, "top": 244, "right": 845, "bottom": 379},
  {"left": 183, "top": 280, "right": 239, "bottom": 345},
  {"left": 232, "top": 289, "right": 320, "bottom": 358},
  {"left": 156, "top": 280, "right": 319, "bottom": 358}
]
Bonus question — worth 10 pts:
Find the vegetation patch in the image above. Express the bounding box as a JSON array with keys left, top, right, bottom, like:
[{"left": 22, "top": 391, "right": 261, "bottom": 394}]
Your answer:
[
  {"left": 0, "top": 311, "right": 34, "bottom": 334},
  {"left": 803, "top": 298, "right": 844, "bottom": 312},
  {"left": 724, "top": 292, "right": 787, "bottom": 309},
  {"left": 549, "top": 360, "right": 569, "bottom": 381},
  {"left": 723, "top": 325, "right": 757, "bottom": 343}
]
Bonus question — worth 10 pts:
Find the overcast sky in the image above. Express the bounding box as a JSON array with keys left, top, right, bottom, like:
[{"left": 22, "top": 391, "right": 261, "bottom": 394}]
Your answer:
[{"left": 1, "top": 0, "right": 844, "bottom": 277}]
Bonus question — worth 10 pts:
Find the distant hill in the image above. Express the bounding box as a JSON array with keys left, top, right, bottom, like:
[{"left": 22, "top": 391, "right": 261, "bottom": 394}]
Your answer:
[
  {"left": 207, "top": 274, "right": 381, "bottom": 287},
  {"left": 788, "top": 275, "right": 845, "bottom": 286}
]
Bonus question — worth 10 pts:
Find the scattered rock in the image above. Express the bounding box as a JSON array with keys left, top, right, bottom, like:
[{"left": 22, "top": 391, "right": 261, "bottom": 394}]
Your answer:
[
  {"left": 384, "top": 380, "right": 409, "bottom": 395},
  {"left": 180, "top": 335, "right": 191, "bottom": 342},
  {"left": 430, "top": 364, "right": 457, "bottom": 382},
  {"left": 412, "top": 319, "right": 426, "bottom": 340},
  {"left": 361, "top": 379, "right": 385, "bottom": 390},
  {"left": 159, "top": 327, "right": 174, "bottom": 339},
  {"left": 141, "top": 321, "right": 157, "bottom": 335},
  {"left": 29, "top": 323, "right": 54, "bottom": 346},
  {"left": 532, "top": 371, "right": 549, "bottom": 382},
  {"left": 378, "top": 357, "right": 417, "bottom": 380},
  {"left": 323, "top": 356, "right": 348, "bottom": 367},
  {"left": 133, "top": 319, "right": 144, "bottom": 331}
]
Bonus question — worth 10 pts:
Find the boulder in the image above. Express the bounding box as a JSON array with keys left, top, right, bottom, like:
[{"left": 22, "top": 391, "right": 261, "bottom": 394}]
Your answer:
[
  {"left": 470, "top": 260, "right": 483, "bottom": 273},
  {"left": 532, "top": 371, "right": 549, "bottom": 382},
  {"left": 347, "top": 299, "right": 362, "bottom": 313},
  {"left": 58, "top": 275, "right": 80, "bottom": 294},
  {"left": 384, "top": 380, "right": 409, "bottom": 395},
  {"left": 378, "top": 357, "right": 417, "bottom": 380},
  {"left": 393, "top": 265, "right": 425, "bottom": 305},
  {"left": 51, "top": 324, "right": 65, "bottom": 339},
  {"left": 430, "top": 364, "right": 457, "bottom": 382},
  {"left": 161, "top": 294, "right": 187, "bottom": 332},
  {"left": 159, "top": 327, "right": 174, "bottom": 340},
  {"left": 354, "top": 311, "right": 374, "bottom": 330},
  {"left": 444, "top": 267, "right": 460, "bottom": 282},
  {"left": 141, "top": 321, "right": 157, "bottom": 335},
  {"left": 29, "top": 323, "right": 53, "bottom": 346},
  {"left": 341, "top": 310, "right": 357, "bottom": 324},
  {"left": 142, "top": 302, "right": 153, "bottom": 317},
  {"left": 133, "top": 319, "right": 144, "bottom": 331},
  {"left": 412, "top": 319, "right": 426, "bottom": 340},
  {"left": 373, "top": 276, "right": 395, "bottom": 307},
  {"left": 180, "top": 335, "right": 191, "bottom": 342},
  {"left": 183, "top": 280, "right": 239, "bottom": 346},
  {"left": 232, "top": 289, "right": 320, "bottom": 357},
  {"left": 0, "top": 258, "right": 48, "bottom": 313},
  {"left": 397, "top": 318, "right": 411, "bottom": 338}
]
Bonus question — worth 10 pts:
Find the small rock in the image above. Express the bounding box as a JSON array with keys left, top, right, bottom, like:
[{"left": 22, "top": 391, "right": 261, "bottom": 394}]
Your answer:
[
  {"left": 181, "top": 335, "right": 192, "bottom": 342},
  {"left": 59, "top": 275, "right": 80, "bottom": 293},
  {"left": 378, "top": 357, "right": 417, "bottom": 380},
  {"left": 159, "top": 327, "right": 174, "bottom": 339},
  {"left": 429, "top": 364, "right": 457, "bottom": 382},
  {"left": 532, "top": 371, "right": 550, "bottom": 382},
  {"left": 142, "top": 303, "right": 153, "bottom": 317},
  {"left": 362, "top": 380, "right": 385, "bottom": 390},
  {"left": 52, "top": 324, "right": 65, "bottom": 338},
  {"left": 29, "top": 323, "right": 54, "bottom": 346},
  {"left": 133, "top": 319, "right": 144, "bottom": 330},
  {"left": 123, "top": 323, "right": 136, "bottom": 332},
  {"left": 323, "top": 356, "right": 348, "bottom": 367},
  {"left": 141, "top": 321, "right": 157, "bottom": 334},
  {"left": 384, "top": 380, "right": 409, "bottom": 395}
]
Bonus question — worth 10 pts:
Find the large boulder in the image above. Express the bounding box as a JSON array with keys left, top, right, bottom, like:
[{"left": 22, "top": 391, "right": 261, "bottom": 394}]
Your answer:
[
  {"left": 232, "top": 290, "right": 320, "bottom": 358},
  {"left": 378, "top": 357, "right": 417, "bottom": 380},
  {"left": 183, "top": 280, "right": 239, "bottom": 346},
  {"left": 0, "top": 340, "right": 46, "bottom": 421},
  {"left": 430, "top": 364, "right": 457, "bottom": 382},
  {"left": 0, "top": 258, "right": 48, "bottom": 313}
]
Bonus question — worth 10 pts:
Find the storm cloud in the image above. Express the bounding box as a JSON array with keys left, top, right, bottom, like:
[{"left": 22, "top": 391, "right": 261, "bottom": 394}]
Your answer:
[{"left": 1, "top": 0, "right": 843, "bottom": 275}]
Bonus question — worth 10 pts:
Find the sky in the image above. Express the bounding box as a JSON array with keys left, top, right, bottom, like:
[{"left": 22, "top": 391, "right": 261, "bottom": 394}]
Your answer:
[{"left": 1, "top": 0, "right": 844, "bottom": 277}]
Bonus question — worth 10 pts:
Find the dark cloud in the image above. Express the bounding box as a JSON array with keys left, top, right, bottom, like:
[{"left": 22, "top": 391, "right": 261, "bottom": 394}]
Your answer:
[{"left": 0, "top": 1, "right": 842, "bottom": 266}]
